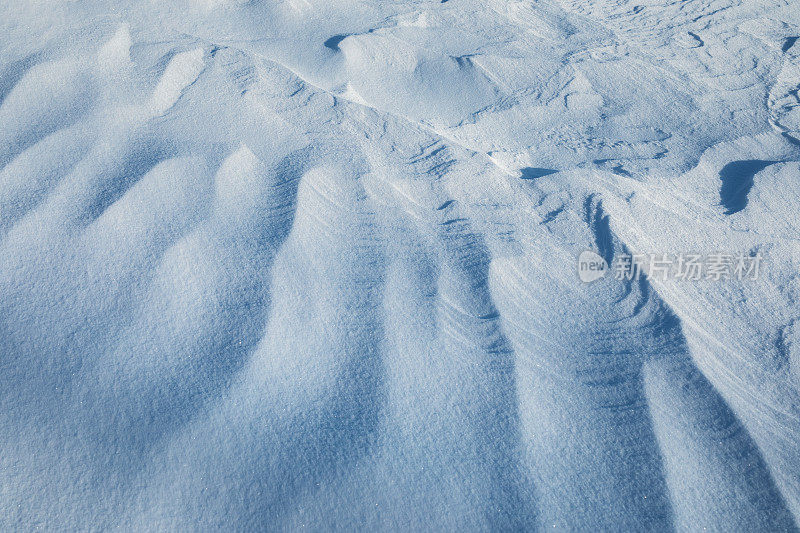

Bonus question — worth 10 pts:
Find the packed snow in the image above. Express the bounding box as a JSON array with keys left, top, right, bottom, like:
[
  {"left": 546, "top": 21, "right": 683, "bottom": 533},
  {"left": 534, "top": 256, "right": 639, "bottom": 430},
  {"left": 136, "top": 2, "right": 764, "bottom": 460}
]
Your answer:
[{"left": 1, "top": 0, "right": 800, "bottom": 529}]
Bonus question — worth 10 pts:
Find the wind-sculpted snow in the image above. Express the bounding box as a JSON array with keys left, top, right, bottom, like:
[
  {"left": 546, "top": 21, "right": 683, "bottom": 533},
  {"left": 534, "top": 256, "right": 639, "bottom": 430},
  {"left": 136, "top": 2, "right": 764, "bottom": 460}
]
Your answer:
[{"left": 1, "top": 0, "right": 800, "bottom": 530}]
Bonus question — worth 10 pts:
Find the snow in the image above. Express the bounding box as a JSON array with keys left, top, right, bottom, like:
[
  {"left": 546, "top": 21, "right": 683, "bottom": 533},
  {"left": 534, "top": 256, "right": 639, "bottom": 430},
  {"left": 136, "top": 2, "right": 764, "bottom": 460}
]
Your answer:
[{"left": 1, "top": 0, "right": 799, "bottom": 529}]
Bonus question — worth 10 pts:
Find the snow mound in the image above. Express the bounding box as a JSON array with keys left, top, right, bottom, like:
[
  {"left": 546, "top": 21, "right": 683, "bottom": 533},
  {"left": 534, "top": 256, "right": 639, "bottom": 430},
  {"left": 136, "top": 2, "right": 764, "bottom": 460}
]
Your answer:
[{"left": 1, "top": 1, "right": 800, "bottom": 529}]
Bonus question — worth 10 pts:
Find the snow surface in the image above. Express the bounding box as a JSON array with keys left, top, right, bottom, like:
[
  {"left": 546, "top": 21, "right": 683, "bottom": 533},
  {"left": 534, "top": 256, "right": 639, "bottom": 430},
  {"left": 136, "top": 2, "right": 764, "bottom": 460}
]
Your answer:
[{"left": 1, "top": 0, "right": 800, "bottom": 530}]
